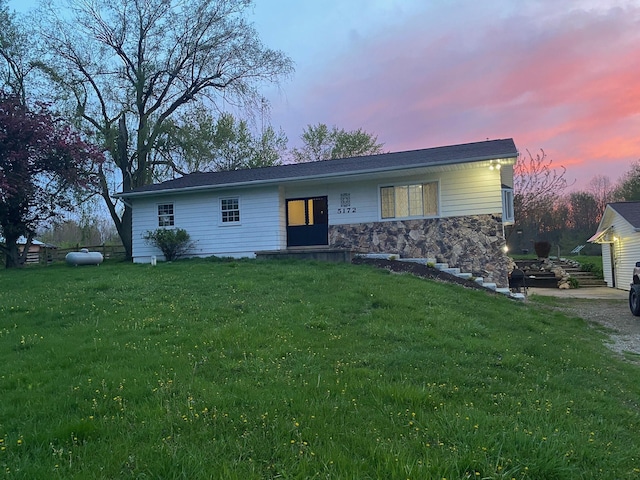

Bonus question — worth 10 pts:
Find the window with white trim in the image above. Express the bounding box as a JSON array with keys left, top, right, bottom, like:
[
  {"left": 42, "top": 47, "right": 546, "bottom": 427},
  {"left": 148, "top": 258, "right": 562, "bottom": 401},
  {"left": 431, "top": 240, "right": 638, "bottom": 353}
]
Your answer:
[
  {"left": 221, "top": 197, "right": 240, "bottom": 223},
  {"left": 502, "top": 187, "right": 514, "bottom": 224},
  {"left": 158, "top": 203, "right": 174, "bottom": 227},
  {"left": 380, "top": 182, "right": 438, "bottom": 219}
]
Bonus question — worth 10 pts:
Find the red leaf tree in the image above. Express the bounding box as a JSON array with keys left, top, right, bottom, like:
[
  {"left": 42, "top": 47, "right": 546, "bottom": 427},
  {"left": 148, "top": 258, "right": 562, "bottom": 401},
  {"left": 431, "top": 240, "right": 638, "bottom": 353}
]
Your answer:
[{"left": 0, "top": 92, "right": 104, "bottom": 268}]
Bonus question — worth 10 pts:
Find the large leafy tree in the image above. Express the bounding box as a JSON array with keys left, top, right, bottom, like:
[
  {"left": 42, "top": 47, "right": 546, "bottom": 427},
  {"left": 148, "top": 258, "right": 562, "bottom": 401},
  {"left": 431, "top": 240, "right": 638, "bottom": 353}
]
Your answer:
[
  {"left": 291, "top": 123, "right": 385, "bottom": 163},
  {"left": 0, "top": 0, "right": 32, "bottom": 102},
  {"left": 35, "top": 0, "right": 293, "bottom": 259},
  {"left": 0, "top": 92, "right": 103, "bottom": 268},
  {"left": 614, "top": 160, "right": 640, "bottom": 201},
  {"left": 162, "top": 109, "right": 287, "bottom": 174}
]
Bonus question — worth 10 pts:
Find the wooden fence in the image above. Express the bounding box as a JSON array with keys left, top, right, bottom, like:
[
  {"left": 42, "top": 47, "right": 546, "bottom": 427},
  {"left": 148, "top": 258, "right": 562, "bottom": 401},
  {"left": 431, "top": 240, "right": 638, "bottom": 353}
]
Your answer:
[{"left": 36, "top": 244, "right": 127, "bottom": 265}]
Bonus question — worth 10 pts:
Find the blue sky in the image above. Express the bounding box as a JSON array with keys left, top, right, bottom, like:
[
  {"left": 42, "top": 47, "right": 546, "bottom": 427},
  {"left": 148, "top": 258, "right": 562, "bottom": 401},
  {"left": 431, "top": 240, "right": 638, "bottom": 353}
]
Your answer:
[{"left": 9, "top": 0, "right": 640, "bottom": 190}]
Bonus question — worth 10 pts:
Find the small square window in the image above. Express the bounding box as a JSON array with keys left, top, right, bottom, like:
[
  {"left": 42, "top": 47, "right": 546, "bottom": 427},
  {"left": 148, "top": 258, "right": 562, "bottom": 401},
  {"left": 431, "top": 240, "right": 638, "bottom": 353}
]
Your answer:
[
  {"left": 158, "top": 203, "right": 174, "bottom": 227},
  {"left": 221, "top": 198, "right": 240, "bottom": 223}
]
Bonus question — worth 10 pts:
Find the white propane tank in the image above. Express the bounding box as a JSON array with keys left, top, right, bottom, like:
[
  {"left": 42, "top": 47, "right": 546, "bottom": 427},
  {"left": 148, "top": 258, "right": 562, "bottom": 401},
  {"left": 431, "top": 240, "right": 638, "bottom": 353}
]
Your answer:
[{"left": 65, "top": 248, "right": 104, "bottom": 266}]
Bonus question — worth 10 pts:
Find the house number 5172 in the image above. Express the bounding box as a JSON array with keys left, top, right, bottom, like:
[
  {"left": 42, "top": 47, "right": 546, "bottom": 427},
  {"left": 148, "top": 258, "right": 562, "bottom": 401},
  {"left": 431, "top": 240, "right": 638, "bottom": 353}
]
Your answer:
[{"left": 337, "top": 207, "right": 356, "bottom": 214}]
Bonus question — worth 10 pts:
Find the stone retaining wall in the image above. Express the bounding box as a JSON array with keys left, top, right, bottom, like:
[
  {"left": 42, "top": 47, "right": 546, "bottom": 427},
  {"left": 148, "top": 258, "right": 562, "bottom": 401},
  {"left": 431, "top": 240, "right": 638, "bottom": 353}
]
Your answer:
[{"left": 329, "top": 215, "right": 510, "bottom": 287}]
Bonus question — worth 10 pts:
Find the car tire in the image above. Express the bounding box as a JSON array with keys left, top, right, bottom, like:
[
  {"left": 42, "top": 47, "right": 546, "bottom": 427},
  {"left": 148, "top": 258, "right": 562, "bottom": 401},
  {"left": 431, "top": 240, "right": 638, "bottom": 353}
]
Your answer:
[{"left": 629, "top": 285, "right": 640, "bottom": 316}]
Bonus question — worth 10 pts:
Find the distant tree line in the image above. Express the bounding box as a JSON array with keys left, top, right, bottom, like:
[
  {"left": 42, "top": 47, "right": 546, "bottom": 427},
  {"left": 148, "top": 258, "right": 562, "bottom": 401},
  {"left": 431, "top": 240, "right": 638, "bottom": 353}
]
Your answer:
[
  {"left": 509, "top": 149, "right": 638, "bottom": 256},
  {"left": 39, "top": 217, "right": 121, "bottom": 249}
]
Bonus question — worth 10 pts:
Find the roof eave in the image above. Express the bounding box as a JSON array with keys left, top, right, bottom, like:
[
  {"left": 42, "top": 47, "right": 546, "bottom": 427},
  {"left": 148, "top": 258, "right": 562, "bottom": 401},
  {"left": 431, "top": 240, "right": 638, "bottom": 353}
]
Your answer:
[
  {"left": 588, "top": 226, "right": 613, "bottom": 244},
  {"left": 113, "top": 151, "right": 518, "bottom": 199}
]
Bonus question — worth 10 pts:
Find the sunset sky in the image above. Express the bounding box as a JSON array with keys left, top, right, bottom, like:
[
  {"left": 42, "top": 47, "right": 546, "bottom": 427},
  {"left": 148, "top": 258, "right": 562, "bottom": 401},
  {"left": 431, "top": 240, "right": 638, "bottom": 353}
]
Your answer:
[{"left": 10, "top": 0, "right": 640, "bottom": 191}]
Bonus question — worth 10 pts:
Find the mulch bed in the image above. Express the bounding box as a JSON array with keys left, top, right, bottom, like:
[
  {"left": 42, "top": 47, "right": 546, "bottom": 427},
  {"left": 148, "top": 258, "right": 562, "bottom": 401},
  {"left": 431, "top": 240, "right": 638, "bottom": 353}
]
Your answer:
[{"left": 351, "top": 257, "right": 493, "bottom": 292}]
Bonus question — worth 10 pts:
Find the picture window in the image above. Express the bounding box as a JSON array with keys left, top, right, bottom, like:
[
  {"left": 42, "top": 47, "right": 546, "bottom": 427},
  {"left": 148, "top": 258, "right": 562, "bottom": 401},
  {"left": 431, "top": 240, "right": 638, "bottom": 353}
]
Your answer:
[{"left": 380, "top": 182, "right": 438, "bottom": 219}]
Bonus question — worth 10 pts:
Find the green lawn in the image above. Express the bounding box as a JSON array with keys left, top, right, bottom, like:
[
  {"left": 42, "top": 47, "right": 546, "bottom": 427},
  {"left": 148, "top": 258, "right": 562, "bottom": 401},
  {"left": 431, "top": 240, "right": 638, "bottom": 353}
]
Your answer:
[{"left": 1, "top": 258, "right": 639, "bottom": 479}]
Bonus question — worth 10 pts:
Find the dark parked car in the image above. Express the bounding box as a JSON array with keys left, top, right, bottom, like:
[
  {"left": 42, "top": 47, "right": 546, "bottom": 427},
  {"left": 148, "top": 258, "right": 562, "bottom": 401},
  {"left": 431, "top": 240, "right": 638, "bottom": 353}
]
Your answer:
[{"left": 630, "top": 262, "right": 640, "bottom": 316}]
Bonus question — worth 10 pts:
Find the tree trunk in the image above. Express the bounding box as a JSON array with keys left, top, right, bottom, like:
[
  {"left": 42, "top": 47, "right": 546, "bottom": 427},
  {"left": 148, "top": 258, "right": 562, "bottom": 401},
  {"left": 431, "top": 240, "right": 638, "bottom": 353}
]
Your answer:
[
  {"left": 99, "top": 114, "right": 133, "bottom": 261},
  {"left": 119, "top": 205, "right": 133, "bottom": 261},
  {"left": 118, "top": 115, "right": 133, "bottom": 261},
  {"left": 3, "top": 233, "right": 21, "bottom": 268}
]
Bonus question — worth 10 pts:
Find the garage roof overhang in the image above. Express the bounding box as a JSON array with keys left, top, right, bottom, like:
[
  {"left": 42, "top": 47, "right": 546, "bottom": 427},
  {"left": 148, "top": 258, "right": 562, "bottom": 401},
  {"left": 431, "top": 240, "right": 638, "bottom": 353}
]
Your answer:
[{"left": 588, "top": 226, "right": 614, "bottom": 244}]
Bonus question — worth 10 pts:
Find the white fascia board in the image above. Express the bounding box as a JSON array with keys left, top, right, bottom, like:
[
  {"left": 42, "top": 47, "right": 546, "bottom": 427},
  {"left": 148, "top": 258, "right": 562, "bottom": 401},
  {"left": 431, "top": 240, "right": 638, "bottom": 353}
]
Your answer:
[{"left": 113, "top": 154, "right": 518, "bottom": 199}]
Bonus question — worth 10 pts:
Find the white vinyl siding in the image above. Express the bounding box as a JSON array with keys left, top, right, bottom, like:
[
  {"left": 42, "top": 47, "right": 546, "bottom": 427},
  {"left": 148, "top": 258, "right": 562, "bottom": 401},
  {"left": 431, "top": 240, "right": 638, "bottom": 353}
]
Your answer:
[
  {"left": 131, "top": 187, "right": 282, "bottom": 262},
  {"left": 609, "top": 215, "right": 640, "bottom": 290},
  {"left": 438, "top": 167, "right": 502, "bottom": 217},
  {"left": 596, "top": 206, "right": 640, "bottom": 290},
  {"left": 500, "top": 164, "right": 514, "bottom": 189},
  {"left": 297, "top": 163, "right": 505, "bottom": 226}
]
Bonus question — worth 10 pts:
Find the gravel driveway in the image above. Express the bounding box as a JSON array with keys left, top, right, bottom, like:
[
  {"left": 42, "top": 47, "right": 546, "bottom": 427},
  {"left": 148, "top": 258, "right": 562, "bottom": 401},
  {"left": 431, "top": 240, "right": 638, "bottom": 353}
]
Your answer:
[{"left": 530, "top": 288, "right": 640, "bottom": 361}]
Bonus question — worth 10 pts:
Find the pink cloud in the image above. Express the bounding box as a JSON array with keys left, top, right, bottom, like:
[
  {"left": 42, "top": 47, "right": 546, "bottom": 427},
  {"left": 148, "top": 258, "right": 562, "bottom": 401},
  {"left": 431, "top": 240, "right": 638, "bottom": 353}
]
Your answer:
[{"left": 269, "top": 2, "right": 640, "bottom": 190}]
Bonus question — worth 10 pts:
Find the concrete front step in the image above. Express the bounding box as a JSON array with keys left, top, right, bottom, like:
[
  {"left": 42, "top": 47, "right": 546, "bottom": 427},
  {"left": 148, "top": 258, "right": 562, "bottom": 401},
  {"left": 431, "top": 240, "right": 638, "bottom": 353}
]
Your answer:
[
  {"left": 398, "top": 257, "right": 437, "bottom": 265},
  {"left": 442, "top": 267, "right": 461, "bottom": 275},
  {"left": 359, "top": 253, "right": 399, "bottom": 260},
  {"left": 577, "top": 280, "right": 608, "bottom": 287},
  {"left": 456, "top": 272, "right": 473, "bottom": 280},
  {"left": 398, "top": 257, "right": 427, "bottom": 265}
]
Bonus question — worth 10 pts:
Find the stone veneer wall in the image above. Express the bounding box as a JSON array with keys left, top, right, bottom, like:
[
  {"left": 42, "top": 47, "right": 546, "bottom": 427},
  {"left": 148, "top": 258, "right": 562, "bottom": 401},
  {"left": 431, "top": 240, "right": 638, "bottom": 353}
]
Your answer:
[{"left": 329, "top": 215, "right": 510, "bottom": 287}]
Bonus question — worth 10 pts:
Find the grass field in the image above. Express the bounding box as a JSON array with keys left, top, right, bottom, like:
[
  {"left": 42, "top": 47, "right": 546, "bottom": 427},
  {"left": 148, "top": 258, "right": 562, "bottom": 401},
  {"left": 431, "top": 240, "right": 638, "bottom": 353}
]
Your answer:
[{"left": 1, "top": 258, "right": 639, "bottom": 479}]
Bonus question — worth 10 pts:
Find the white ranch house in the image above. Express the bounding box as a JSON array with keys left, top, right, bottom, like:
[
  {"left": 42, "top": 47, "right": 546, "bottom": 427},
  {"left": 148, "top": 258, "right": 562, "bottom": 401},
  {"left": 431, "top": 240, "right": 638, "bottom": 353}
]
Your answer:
[
  {"left": 116, "top": 138, "right": 518, "bottom": 286},
  {"left": 589, "top": 201, "right": 640, "bottom": 289}
]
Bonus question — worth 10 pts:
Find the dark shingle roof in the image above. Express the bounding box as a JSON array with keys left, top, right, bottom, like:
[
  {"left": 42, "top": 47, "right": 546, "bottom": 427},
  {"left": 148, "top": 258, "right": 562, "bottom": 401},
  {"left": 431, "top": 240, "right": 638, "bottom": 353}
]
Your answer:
[
  {"left": 609, "top": 202, "right": 640, "bottom": 229},
  {"left": 118, "top": 138, "right": 517, "bottom": 197}
]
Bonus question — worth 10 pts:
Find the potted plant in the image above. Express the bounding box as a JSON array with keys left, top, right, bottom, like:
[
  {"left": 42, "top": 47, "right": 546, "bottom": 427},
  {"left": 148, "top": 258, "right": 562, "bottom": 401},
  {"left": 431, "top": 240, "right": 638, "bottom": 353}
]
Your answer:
[{"left": 534, "top": 241, "right": 551, "bottom": 260}]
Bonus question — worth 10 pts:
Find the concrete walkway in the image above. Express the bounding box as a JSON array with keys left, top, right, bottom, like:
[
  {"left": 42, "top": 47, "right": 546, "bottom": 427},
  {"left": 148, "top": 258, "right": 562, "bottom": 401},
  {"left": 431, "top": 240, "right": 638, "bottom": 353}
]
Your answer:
[{"left": 527, "top": 287, "right": 629, "bottom": 299}]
